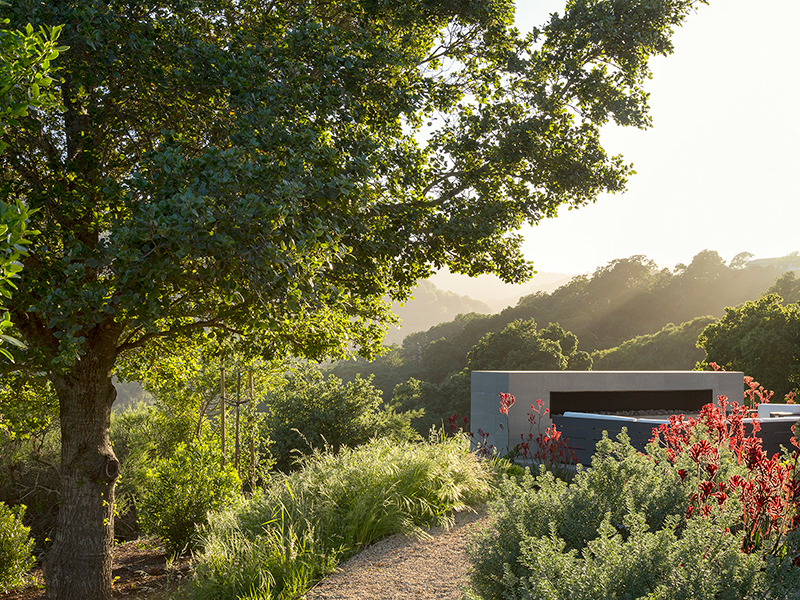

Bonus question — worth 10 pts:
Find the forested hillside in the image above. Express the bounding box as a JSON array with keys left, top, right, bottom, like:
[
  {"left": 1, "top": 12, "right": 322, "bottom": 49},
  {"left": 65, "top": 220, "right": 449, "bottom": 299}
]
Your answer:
[
  {"left": 329, "top": 250, "right": 796, "bottom": 432},
  {"left": 384, "top": 281, "right": 493, "bottom": 345}
]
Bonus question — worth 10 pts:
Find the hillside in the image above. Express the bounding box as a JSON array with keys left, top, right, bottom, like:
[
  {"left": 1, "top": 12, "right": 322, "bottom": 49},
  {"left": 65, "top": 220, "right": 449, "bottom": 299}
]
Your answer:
[
  {"left": 384, "top": 281, "right": 493, "bottom": 346},
  {"left": 329, "top": 250, "right": 797, "bottom": 434}
]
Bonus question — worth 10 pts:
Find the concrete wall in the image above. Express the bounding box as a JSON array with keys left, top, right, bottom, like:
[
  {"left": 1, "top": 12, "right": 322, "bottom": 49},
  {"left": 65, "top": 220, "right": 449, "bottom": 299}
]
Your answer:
[{"left": 470, "top": 370, "right": 744, "bottom": 455}]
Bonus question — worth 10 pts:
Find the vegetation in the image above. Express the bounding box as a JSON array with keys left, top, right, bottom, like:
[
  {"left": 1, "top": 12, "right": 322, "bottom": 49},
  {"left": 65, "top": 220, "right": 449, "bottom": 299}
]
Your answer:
[
  {"left": 0, "top": 13, "right": 65, "bottom": 359},
  {"left": 698, "top": 294, "right": 800, "bottom": 400},
  {"left": 263, "top": 366, "right": 419, "bottom": 471},
  {"left": 466, "top": 400, "right": 800, "bottom": 600},
  {"left": 330, "top": 251, "right": 794, "bottom": 428},
  {"left": 592, "top": 316, "right": 716, "bottom": 370},
  {"left": 139, "top": 438, "right": 242, "bottom": 557},
  {"left": 0, "top": 0, "right": 708, "bottom": 594},
  {"left": 191, "top": 432, "right": 493, "bottom": 600},
  {"left": 0, "top": 501, "right": 34, "bottom": 593}
]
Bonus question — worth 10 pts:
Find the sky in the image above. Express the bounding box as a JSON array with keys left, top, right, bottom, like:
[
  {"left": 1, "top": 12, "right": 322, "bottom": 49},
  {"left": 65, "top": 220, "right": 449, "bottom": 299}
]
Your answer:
[{"left": 434, "top": 0, "right": 800, "bottom": 295}]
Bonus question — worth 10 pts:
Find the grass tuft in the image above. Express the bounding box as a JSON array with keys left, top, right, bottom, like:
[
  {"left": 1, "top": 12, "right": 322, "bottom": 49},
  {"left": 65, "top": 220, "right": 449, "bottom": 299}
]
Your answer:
[{"left": 191, "top": 431, "right": 491, "bottom": 600}]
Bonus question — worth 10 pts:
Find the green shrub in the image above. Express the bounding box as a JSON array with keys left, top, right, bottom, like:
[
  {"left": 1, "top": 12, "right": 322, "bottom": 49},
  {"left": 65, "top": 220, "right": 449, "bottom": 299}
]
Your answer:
[
  {"left": 265, "top": 366, "right": 418, "bottom": 471},
  {"left": 0, "top": 502, "right": 34, "bottom": 593},
  {"left": 192, "top": 431, "right": 492, "bottom": 600},
  {"left": 139, "top": 438, "right": 241, "bottom": 556},
  {"left": 110, "top": 403, "right": 159, "bottom": 540}
]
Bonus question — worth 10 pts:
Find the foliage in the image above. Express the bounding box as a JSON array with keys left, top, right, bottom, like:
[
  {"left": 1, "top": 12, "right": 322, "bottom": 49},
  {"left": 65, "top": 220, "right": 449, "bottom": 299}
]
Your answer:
[
  {"left": 117, "top": 338, "right": 280, "bottom": 486},
  {"left": 767, "top": 271, "right": 800, "bottom": 305},
  {"left": 592, "top": 316, "right": 716, "bottom": 370},
  {"left": 466, "top": 399, "right": 800, "bottom": 600},
  {"left": 108, "top": 403, "right": 161, "bottom": 540},
  {"left": 697, "top": 294, "right": 800, "bottom": 400},
  {"left": 509, "top": 397, "right": 577, "bottom": 480},
  {"left": 0, "top": 15, "right": 64, "bottom": 136},
  {"left": 0, "top": 369, "right": 57, "bottom": 440},
  {"left": 0, "top": 13, "right": 65, "bottom": 359},
  {"left": 192, "top": 431, "right": 492, "bottom": 600},
  {"left": 467, "top": 320, "right": 592, "bottom": 371},
  {"left": 0, "top": 501, "right": 34, "bottom": 593},
  {"left": 332, "top": 250, "right": 791, "bottom": 424},
  {"left": 265, "top": 365, "right": 418, "bottom": 471},
  {"left": 138, "top": 438, "right": 242, "bottom": 557}
]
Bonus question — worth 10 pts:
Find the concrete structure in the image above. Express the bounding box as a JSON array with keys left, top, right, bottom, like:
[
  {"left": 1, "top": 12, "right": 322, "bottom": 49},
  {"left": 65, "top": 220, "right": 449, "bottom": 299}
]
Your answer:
[{"left": 471, "top": 370, "right": 744, "bottom": 456}]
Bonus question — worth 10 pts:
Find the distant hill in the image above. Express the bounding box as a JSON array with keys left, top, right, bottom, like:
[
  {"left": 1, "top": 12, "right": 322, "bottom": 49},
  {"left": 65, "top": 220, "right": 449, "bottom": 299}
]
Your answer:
[
  {"left": 428, "top": 268, "right": 575, "bottom": 311},
  {"left": 385, "top": 280, "right": 492, "bottom": 345}
]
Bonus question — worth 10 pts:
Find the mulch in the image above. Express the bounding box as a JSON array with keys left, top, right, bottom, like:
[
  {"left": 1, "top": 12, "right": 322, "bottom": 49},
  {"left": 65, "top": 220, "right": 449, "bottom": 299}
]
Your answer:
[{"left": 0, "top": 537, "right": 193, "bottom": 600}]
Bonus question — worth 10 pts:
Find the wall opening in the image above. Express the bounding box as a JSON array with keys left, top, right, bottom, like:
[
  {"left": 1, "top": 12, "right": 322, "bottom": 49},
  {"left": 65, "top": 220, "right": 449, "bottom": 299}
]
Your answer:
[{"left": 550, "top": 389, "right": 713, "bottom": 415}]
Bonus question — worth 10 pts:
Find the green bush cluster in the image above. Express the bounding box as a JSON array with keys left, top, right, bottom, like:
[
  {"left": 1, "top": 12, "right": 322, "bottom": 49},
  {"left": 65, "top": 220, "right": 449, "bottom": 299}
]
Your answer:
[
  {"left": 264, "top": 367, "right": 418, "bottom": 471},
  {"left": 0, "top": 502, "right": 34, "bottom": 593},
  {"left": 138, "top": 438, "right": 241, "bottom": 556},
  {"left": 191, "top": 431, "right": 492, "bottom": 600},
  {"left": 466, "top": 432, "right": 800, "bottom": 600}
]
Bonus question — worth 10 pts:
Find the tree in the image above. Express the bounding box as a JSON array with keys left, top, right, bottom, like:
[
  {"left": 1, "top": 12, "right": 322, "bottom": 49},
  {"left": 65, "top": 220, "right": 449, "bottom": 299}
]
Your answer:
[
  {"left": 697, "top": 294, "right": 800, "bottom": 400},
  {"left": 766, "top": 270, "right": 800, "bottom": 305},
  {"left": 467, "top": 319, "right": 592, "bottom": 371},
  {"left": 1, "top": 0, "right": 706, "bottom": 597}
]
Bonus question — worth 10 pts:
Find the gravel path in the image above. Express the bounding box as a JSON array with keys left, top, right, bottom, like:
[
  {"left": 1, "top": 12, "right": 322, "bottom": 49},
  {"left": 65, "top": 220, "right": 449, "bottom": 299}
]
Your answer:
[{"left": 301, "top": 505, "right": 491, "bottom": 600}]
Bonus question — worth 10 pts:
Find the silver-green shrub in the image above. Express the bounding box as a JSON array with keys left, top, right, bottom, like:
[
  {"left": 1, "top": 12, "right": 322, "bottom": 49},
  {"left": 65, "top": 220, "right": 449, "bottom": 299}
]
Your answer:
[{"left": 466, "top": 431, "right": 800, "bottom": 600}]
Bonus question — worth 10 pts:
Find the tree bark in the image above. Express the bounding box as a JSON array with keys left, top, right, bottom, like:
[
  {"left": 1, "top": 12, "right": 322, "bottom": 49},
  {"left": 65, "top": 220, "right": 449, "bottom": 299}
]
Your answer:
[{"left": 44, "top": 340, "right": 121, "bottom": 600}]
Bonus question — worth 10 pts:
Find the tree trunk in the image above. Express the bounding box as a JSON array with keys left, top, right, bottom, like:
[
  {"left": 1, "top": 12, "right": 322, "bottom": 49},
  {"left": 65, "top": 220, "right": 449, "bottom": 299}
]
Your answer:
[{"left": 44, "top": 346, "right": 120, "bottom": 600}]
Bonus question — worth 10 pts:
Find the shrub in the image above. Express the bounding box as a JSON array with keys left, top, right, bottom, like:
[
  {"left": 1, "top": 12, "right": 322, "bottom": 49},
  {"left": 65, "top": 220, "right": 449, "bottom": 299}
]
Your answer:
[
  {"left": 265, "top": 366, "right": 417, "bottom": 471},
  {"left": 0, "top": 502, "right": 34, "bottom": 593},
  {"left": 0, "top": 425, "right": 60, "bottom": 553},
  {"left": 139, "top": 438, "right": 241, "bottom": 556},
  {"left": 110, "top": 403, "right": 159, "bottom": 540},
  {"left": 466, "top": 399, "right": 800, "bottom": 600}
]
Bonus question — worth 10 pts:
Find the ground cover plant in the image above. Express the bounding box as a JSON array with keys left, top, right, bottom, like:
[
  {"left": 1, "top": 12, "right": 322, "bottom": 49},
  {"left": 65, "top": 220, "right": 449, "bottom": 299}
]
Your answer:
[
  {"left": 466, "top": 392, "right": 800, "bottom": 599},
  {"left": 190, "top": 430, "right": 493, "bottom": 600}
]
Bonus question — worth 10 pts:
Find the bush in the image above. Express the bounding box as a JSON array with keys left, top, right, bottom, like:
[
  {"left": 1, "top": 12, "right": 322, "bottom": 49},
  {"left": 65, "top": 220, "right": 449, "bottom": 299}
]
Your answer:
[
  {"left": 110, "top": 403, "right": 159, "bottom": 540},
  {"left": 192, "top": 431, "right": 492, "bottom": 600},
  {"left": 0, "top": 502, "right": 34, "bottom": 593},
  {"left": 265, "top": 366, "right": 418, "bottom": 471},
  {"left": 465, "top": 400, "right": 800, "bottom": 600},
  {"left": 139, "top": 438, "right": 241, "bottom": 556}
]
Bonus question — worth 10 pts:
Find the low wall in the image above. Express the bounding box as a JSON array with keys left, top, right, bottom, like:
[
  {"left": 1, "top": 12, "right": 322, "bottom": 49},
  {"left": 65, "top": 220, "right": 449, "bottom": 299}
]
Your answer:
[{"left": 552, "top": 412, "right": 799, "bottom": 464}]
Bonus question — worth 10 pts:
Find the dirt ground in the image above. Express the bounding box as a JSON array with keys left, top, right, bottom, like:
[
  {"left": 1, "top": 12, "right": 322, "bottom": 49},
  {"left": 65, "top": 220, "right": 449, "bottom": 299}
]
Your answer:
[{"left": 0, "top": 537, "right": 193, "bottom": 600}]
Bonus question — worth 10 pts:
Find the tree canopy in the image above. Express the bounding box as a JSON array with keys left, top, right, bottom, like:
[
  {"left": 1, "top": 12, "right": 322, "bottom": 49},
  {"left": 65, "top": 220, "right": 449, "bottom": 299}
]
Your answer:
[
  {"left": 0, "top": 16, "right": 64, "bottom": 359},
  {"left": 697, "top": 294, "right": 800, "bottom": 401},
  {"left": 0, "top": 0, "right": 708, "bottom": 597}
]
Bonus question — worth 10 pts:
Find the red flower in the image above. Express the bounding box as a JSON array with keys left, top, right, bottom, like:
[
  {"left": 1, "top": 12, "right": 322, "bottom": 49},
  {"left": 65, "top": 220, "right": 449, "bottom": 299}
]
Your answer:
[{"left": 499, "top": 393, "right": 515, "bottom": 415}]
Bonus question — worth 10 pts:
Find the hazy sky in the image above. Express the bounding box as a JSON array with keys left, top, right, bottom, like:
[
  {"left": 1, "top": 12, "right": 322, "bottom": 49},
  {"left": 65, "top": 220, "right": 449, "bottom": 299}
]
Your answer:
[{"left": 509, "top": 0, "right": 800, "bottom": 275}]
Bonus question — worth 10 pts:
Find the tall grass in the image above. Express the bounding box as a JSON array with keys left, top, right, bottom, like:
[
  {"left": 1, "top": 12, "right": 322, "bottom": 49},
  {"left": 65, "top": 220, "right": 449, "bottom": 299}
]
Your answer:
[{"left": 191, "top": 431, "right": 492, "bottom": 600}]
